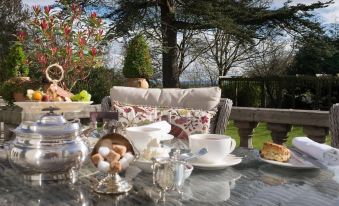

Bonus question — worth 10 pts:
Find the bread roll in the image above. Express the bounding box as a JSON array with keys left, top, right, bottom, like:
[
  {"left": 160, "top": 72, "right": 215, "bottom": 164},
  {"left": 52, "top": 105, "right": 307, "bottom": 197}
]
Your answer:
[{"left": 260, "top": 142, "right": 291, "bottom": 162}]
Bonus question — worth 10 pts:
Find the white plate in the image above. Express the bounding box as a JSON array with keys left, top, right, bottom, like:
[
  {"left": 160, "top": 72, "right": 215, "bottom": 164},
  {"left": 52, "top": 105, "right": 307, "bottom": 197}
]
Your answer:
[
  {"left": 14, "top": 101, "right": 93, "bottom": 113},
  {"left": 191, "top": 155, "right": 242, "bottom": 170},
  {"left": 258, "top": 152, "right": 319, "bottom": 169},
  {"left": 159, "top": 134, "right": 174, "bottom": 142}
]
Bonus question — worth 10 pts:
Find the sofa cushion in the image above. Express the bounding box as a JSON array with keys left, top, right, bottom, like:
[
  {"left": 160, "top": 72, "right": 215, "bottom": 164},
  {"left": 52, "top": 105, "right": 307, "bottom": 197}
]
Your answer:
[
  {"left": 166, "top": 107, "right": 216, "bottom": 140},
  {"left": 110, "top": 86, "right": 221, "bottom": 111},
  {"left": 112, "top": 100, "right": 217, "bottom": 140},
  {"left": 112, "top": 101, "right": 159, "bottom": 128}
]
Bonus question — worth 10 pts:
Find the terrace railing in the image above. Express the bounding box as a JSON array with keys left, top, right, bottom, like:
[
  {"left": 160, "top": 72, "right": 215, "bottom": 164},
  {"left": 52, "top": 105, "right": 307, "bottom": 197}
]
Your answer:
[{"left": 230, "top": 106, "right": 330, "bottom": 148}]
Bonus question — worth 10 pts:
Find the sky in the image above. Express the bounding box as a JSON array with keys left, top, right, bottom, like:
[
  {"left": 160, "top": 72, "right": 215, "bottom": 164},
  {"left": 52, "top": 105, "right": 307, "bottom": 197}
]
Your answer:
[
  {"left": 22, "top": 0, "right": 339, "bottom": 24},
  {"left": 271, "top": 0, "right": 339, "bottom": 24}
]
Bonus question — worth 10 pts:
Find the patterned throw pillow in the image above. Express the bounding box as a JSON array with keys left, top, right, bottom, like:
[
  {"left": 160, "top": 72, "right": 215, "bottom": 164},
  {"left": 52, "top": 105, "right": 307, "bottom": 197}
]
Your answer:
[
  {"left": 112, "top": 101, "right": 216, "bottom": 140},
  {"left": 165, "top": 108, "right": 216, "bottom": 140},
  {"left": 112, "top": 101, "right": 158, "bottom": 128}
]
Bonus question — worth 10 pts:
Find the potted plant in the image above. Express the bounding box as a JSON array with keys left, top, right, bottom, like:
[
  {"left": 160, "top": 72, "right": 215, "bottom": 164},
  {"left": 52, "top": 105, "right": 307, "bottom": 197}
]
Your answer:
[
  {"left": 0, "top": 77, "right": 39, "bottom": 105},
  {"left": 0, "top": 43, "right": 32, "bottom": 104},
  {"left": 123, "top": 34, "right": 154, "bottom": 88}
]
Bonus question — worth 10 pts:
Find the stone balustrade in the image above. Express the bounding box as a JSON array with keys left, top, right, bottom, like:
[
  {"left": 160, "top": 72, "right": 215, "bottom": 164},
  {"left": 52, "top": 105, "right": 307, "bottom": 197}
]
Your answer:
[{"left": 229, "top": 107, "right": 330, "bottom": 148}]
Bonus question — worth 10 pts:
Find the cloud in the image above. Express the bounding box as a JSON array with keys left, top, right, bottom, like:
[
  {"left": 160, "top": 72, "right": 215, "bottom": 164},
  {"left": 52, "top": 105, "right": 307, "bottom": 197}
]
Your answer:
[
  {"left": 22, "top": 0, "right": 56, "bottom": 7},
  {"left": 271, "top": 0, "right": 339, "bottom": 23}
]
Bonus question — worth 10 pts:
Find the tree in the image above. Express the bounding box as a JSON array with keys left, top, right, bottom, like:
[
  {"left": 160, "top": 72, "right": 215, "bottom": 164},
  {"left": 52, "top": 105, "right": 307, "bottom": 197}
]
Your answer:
[
  {"left": 290, "top": 33, "right": 339, "bottom": 75},
  {"left": 200, "top": 29, "right": 259, "bottom": 77},
  {"left": 1, "top": 43, "right": 29, "bottom": 82},
  {"left": 0, "top": 0, "right": 29, "bottom": 74},
  {"left": 245, "top": 38, "right": 295, "bottom": 77},
  {"left": 82, "top": 0, "right": 332, "bottom": 87}
]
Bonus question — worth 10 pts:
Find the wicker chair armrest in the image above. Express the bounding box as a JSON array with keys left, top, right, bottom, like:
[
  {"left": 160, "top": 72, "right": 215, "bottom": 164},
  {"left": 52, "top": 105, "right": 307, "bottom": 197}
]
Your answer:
[{"left": 101, "top": 96, "right": 112, "bottom": 112}]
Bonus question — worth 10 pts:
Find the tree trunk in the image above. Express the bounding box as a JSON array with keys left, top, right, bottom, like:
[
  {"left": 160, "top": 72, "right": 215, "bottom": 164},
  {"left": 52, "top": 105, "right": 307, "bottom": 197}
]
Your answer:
[{"left": 160, "top": 0, "right": 179, "bottom": 88}]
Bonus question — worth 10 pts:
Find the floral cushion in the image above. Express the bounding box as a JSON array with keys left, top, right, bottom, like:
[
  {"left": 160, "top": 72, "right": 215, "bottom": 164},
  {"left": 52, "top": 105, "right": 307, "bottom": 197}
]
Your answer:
[
  {"left": 165, "top": 108, "right": 216, "bottom": 140},
  {"left": 112, "top": 101, "right": 216, "bottom": 140},
  {"left": 112, "top": 101, "right": 159, "bottom": 128}
]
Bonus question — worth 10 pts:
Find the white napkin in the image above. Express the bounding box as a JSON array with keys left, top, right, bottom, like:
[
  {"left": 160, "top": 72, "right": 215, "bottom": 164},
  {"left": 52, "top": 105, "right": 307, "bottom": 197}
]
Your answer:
[
  {"left": 140, "top": 121, "right": 171, "bottom": 134},
  {"left": 292, "top": 137, "right": 339, "bottom": 166}
]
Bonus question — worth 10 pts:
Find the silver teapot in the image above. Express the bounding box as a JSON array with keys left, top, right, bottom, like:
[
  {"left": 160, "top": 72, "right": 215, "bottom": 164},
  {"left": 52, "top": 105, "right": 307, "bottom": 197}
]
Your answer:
[{"left": 7, "top": 107, "right": 90, "bottom": 182}]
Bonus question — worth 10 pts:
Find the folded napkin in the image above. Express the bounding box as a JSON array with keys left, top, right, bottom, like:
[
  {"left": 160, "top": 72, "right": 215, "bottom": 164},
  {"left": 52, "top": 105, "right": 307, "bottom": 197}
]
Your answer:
[
  {"left": 140, "top": 121, "right": 171, "bottom": 134},
  {"left": 292, "top": 137, "right": 339, "bottom": 166}
]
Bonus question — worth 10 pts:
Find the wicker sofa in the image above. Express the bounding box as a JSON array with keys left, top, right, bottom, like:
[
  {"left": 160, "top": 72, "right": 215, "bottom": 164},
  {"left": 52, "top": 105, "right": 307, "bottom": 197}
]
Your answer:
[
  {"left": 330, "top": 103, "right": 339, "bottom": 148},
  {"left": 101, "top": 86, "right": 233, "bottom": 135}
]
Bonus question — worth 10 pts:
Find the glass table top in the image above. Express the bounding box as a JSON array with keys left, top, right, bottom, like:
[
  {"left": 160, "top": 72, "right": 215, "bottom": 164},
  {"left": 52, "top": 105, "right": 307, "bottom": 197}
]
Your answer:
[{"left": 0, "top": 148, "right": 339, "bottom": 206}]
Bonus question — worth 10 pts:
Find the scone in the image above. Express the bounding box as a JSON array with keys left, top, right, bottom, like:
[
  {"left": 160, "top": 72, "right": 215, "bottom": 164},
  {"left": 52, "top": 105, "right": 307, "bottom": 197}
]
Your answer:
[{"left": 260, "top": 142, "right": 291, "bottom": 162}]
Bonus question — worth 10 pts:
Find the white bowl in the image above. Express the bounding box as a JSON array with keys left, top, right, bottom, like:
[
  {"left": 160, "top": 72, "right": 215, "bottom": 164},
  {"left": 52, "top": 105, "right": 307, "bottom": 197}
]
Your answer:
[{"left": 125, "top": 127, "right": 164, "bottom": 151}]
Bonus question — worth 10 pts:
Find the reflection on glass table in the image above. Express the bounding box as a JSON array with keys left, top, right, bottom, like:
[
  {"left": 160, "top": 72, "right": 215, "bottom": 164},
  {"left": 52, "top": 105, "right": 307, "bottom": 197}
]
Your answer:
[{"left": 0, "top": 148, "right": 339, "bottom": 206}]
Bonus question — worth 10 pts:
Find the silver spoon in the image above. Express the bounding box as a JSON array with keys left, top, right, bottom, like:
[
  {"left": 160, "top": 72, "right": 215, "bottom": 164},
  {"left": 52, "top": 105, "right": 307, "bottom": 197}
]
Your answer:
[{"left": 180, "top": 148, "right": 208, "bottom": 161}]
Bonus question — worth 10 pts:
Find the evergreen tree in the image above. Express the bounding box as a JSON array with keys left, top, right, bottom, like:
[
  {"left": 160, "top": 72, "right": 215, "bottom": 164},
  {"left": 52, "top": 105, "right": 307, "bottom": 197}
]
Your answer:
[
  {"left": 1, "top": 43, "right": 29, "bottom": 82},
  {"left": 80, "top": 0, "right": 333, "bottom": 87},
  {"left": 0, "top": 0, "right": 29, "bottom": 69},
  {"left": 123, "top": 35, "right": 154, "bottom": 79},
  {"left": 290, "top": 32, "right": 339, "bottom": 75}
]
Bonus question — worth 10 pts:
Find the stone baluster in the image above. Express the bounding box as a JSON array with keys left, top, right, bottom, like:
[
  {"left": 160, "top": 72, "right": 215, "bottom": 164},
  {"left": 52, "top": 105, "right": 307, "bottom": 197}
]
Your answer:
[
  {"left": 303, "top": 126, "right": 329, "bottom": 143},
  {"left": 267, "top": 123, "right": 292, "bottom": 145},
  {"left": 234, "top": 121, "right": 258, "bottom": 148}
]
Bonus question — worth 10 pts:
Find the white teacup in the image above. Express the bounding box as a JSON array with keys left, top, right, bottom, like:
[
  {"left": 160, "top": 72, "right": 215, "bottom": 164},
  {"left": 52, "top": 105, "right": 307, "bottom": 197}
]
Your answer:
[
  {"left": 125, "top": 127, "right": 164, "bottom": 151},
  {"left": 189, "top": 134, "right": 236, "bottom": 163}
]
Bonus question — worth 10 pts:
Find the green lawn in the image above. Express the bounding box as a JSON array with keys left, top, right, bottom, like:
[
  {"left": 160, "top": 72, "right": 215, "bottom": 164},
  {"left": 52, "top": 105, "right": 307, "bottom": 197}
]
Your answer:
[{"left": 225, "top": 121, "right": 331, "bottom": 149}]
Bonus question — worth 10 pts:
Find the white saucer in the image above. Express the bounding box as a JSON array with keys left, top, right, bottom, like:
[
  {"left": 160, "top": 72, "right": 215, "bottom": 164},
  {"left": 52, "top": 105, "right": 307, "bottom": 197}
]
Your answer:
[
  {"left": 258, "top": 151, "right": 319, "bottom": 169},
  {"left": 159, "top": 134, "right": 174, "bottom": 142},
  {"left": 191, "top": 155, "right": 242, "bottom": 170}
]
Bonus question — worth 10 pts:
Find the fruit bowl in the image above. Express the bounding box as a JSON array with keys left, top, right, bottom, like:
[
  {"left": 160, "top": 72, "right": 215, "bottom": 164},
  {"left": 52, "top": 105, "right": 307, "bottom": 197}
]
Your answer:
[{"left": 14, "top": 101, "right": 93, "bottom": 113}]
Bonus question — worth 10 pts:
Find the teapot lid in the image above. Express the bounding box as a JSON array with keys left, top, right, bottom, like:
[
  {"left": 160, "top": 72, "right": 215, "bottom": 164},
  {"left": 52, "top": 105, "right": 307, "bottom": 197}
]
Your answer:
[{"left": 14, "top": 107, "right": 80, "bottom": 138}]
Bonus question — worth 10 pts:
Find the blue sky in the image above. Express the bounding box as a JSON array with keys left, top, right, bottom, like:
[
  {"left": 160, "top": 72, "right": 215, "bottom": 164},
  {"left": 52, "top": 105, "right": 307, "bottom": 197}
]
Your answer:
[
  {"left": 22, "top": 0, "right": 339, "bottom": 24},
  {"left": 272, "top": 0, "right": 339, "bottom": 24}
]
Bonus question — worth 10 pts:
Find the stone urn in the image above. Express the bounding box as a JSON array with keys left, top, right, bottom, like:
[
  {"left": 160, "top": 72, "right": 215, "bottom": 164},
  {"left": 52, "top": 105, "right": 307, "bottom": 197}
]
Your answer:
[{"left": 126, "top": 78, "right": 149, "bottom": 88}]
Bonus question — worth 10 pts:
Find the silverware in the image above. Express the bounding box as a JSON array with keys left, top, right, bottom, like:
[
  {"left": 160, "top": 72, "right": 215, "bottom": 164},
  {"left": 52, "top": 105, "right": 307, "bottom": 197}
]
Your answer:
[{"left": 180, "top": 148, "right": 208, "bottom": 161}]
